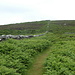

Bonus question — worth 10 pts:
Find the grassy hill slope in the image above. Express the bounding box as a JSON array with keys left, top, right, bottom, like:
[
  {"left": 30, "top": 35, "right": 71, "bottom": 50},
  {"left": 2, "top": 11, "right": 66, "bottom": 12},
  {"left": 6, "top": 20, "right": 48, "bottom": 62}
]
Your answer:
[
  {"left": 0, "top": 20, "right": 75, "bottom": 35},
  {"left": 49, "top": 20, "right": 75, "bottom": 34},
  {"left": 0, "top": 20, "right": 48, "bottom": 35}
]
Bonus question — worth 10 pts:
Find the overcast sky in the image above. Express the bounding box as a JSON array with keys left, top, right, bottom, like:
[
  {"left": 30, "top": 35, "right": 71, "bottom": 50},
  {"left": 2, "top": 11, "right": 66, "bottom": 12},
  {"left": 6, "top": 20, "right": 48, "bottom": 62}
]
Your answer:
[{"left": 0, "top": 0, "right": 75, "bottom": 25}]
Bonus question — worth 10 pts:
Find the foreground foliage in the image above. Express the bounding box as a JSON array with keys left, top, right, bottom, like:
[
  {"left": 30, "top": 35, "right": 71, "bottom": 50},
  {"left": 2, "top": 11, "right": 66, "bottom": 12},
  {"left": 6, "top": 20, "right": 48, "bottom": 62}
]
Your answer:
[
  {"left": 43, "top": 38, "right": 75, "bottom": 75},
  {"left": 0, "top": 33, "right": 54, "bottom": 75}
]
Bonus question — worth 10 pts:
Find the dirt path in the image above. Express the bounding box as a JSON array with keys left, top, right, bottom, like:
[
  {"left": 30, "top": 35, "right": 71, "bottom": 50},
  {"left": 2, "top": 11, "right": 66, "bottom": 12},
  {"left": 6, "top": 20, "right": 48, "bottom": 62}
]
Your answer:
[{"left": 27, "top": 47, "right": 50, "bottom": 75}]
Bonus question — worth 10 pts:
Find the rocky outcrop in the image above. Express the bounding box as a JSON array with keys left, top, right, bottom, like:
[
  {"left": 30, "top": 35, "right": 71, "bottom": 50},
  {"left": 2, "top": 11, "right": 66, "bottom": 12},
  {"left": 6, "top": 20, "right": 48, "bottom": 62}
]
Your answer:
[{"left": 0, "top": 31, "right": 48, "bottom": 41}]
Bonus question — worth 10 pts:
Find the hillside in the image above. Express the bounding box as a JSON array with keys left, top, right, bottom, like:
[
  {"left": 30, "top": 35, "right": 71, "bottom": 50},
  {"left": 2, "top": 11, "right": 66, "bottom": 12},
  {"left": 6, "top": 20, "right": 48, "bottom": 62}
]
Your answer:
[
  {"left": 48, "top": 20, "right": 75, "bottom": 34},
  {"left": 0, "top": 20, "right": 75, "bottom": 75},
  {"left": 0, "top": 20, "right": 75, "bottom": 35},
  {"left": 0, "top": 21, "right": 48, "bottom": 30},
  {"left": 0, "top": 20, "right": 48, "bottom": 35}
]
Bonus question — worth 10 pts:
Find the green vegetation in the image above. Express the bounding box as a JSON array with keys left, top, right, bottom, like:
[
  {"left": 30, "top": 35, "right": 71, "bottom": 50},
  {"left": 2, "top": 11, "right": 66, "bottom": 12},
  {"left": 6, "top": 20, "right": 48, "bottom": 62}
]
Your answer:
[
  {"left": 43, "top": 32, "right": 75, "bottom": 75},
  {"left": 0, "top": 33, "right": 53, "bottom": 75},
  {"left": 0, "top": 20, "right": 48, "bottom": 35},
  {"left": 43, "top": 40, "right": 75, "bottom": 75},
  {"left": 0, "top": 20, "right": 75, "bottom": 75},
  {"left": 49, "top": 20, "right": 75, "bottom": 34}
]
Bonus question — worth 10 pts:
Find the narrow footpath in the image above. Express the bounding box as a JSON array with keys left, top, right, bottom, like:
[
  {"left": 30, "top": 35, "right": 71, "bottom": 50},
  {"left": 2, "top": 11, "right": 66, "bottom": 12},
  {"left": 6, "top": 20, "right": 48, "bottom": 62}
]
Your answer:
[{"left": 27, "top": 47, "right": 51, "bottom": 75}]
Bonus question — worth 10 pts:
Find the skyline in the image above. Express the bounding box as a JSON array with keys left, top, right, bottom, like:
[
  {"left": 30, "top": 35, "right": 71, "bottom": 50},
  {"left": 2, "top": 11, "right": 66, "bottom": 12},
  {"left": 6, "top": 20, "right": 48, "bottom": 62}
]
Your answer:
[{"left": 0, "top": 0, "right": 75, "bottom": 25}]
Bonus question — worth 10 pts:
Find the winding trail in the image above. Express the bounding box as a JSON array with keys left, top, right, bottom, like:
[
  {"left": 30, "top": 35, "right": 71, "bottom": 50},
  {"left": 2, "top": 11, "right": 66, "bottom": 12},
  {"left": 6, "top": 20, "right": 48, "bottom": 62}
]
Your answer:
[{"left": 27, "top": 47, "right": 50, "bottom": 75}]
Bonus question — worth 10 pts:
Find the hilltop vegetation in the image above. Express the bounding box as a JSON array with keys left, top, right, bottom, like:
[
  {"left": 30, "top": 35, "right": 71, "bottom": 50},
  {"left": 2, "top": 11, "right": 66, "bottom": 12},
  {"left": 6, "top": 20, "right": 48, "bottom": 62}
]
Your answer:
[
  {"left": 1, "top": 20, "right": 75, "bottom": 35},
  {"left": 49, "top": 20, "right": 75, "bottom": 34},
  {"left": 0, "top": 20, "right": 48, "bottom": 35}
]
